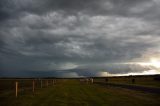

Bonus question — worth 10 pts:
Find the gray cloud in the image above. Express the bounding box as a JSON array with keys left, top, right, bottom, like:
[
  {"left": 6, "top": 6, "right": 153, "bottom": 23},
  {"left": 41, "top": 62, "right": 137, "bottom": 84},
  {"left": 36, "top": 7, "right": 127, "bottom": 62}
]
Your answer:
[
  {"left": 0, "top": 0, "right": 159, "bottom": 22},
  {"left": 0, "top": 0, "right": 160, "bottom": 77}
]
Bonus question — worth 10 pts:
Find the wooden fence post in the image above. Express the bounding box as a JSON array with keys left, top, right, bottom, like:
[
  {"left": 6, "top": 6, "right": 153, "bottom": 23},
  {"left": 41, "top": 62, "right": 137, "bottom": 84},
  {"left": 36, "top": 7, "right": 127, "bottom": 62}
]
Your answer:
[
  {"left": 41, "top": 80, "right": 43, "bottom": 88},
  {"left": 15, "top": 81, "right": 18, "bottom": 98},
  {"left": 46, "top": 80, "right": 48, "bottom": 87},
  {"left": 32, "top": 80, "right": 35, "bottom": 93},
  {"left": 52, "top": 80, "right": 54, "bottom": 85}
]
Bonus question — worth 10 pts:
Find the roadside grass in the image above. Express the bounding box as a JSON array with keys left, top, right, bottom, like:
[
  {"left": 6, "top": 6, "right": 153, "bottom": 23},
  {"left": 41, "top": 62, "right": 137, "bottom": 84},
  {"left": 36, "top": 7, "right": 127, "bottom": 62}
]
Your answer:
[
  {"left": 0, "top": 80, "right": 159, "bottom": 106},
  {"left": 95, "top": 76, "right": 160, "bottom": 88}
]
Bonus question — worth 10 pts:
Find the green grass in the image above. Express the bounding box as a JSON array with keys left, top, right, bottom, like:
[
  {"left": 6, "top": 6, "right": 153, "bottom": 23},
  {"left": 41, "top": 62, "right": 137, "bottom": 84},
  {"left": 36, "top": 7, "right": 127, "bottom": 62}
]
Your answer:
[{"left": 0, "top": 80, "right": 160, "bottom": 106}]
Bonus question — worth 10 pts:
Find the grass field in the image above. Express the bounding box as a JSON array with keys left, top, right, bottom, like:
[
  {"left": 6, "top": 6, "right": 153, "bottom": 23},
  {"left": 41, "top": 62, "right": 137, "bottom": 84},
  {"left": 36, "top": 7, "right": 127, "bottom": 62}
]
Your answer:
[
  {"left": 0, "top": 79, "right": 160, "bottom": 106},
  {"left": 95, "top": 75, "right": 160, "bottom": 88}
]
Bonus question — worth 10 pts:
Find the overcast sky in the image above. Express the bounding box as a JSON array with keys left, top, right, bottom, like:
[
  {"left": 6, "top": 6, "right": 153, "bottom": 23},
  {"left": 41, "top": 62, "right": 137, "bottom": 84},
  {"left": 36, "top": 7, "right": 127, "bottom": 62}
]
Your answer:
[{"left": 0, "top": 0, "right": 160, "bottom": 77}]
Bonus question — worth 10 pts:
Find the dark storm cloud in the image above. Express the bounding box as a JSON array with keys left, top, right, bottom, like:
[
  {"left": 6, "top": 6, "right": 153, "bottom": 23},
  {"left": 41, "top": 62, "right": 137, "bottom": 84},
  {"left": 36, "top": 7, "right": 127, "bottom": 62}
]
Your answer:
[
  {"left": 0, "top": 0, "right": 159, "bottom": 21},
  {"left": 0, "top": 0, "right": 160, "bottom": 77}
]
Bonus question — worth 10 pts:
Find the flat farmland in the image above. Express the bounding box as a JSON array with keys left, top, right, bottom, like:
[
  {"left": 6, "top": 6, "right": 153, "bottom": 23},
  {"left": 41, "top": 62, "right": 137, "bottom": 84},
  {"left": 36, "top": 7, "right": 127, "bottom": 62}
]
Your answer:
[
  {"left": 0, "top": 78, "right": 160, "bottom": 106},
  {"left": 95, "top": 75, "right": 160, "bottom": 88}
]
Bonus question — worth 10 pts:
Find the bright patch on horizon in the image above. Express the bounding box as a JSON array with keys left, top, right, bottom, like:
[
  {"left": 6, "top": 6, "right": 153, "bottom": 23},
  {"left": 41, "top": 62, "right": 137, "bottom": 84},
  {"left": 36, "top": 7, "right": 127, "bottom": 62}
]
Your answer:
[
  {"left": 127, "top": 57, "right": 160, "bottom": 75},
  {"left": 136, "top": 58, "right": 160, "bottom": 68},
  {"left": 150, "top": 58, "right": 160, "bottom": 68},
  {"left": 121, "top": 57, "right": 160, "bottom": 69},
  {"left": 108, "top": 70, "right": 160, "bottom": 77}
]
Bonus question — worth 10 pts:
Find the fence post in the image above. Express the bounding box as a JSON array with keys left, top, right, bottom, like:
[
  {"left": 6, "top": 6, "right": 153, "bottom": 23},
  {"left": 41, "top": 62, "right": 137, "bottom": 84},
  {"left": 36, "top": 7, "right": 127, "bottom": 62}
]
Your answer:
[
  {"left": 15, "top": 81, "right": 18, "bottom": 98},
  {"left": 32, "top": 80, "right": 35, "bottom": 93},
  {"left": 52, "top": 80, "right": 54, "bottom": 85},
  {"left": 46, "top": 80, "right": 48, "bottom": 87},
  {"left": 41, "top": 80, "right": 43, "bottom": 88}
]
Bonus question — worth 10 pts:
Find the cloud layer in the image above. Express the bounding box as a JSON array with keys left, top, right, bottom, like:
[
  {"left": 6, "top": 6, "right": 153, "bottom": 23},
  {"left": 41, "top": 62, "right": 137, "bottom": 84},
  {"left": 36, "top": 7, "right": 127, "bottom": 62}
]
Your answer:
[{"left": 0, "top": 0, "right": 160, "bottom": 77}]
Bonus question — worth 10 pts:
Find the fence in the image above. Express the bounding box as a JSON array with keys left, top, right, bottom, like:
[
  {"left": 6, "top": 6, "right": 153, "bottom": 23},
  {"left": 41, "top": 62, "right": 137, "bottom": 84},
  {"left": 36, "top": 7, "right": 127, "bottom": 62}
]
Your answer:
[{"left": 0, "top": 79, "right": 57, "bottom": 98}]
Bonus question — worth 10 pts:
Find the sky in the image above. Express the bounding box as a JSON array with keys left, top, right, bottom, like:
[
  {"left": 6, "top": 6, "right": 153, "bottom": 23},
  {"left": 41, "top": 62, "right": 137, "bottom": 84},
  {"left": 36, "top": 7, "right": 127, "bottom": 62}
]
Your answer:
[{"left": 0, "top": 0, "right": 160, "bottom": 77}]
